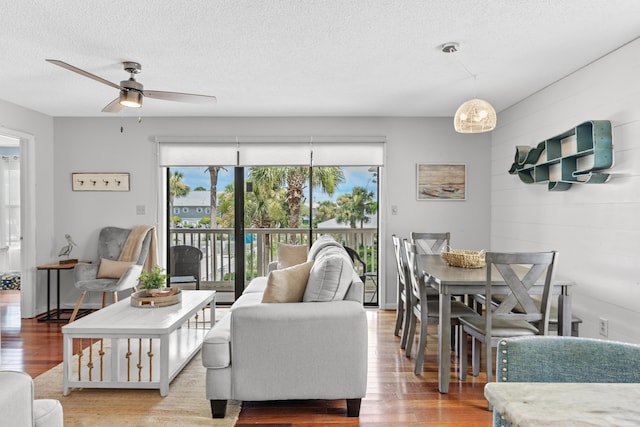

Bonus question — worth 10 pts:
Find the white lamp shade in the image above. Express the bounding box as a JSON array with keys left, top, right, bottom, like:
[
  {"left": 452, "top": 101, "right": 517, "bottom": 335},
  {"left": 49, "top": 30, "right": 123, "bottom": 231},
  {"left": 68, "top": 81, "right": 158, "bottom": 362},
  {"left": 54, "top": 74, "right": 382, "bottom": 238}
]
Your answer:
[{"left": 454, "top": 98, "right": 497, "bottom": 133}]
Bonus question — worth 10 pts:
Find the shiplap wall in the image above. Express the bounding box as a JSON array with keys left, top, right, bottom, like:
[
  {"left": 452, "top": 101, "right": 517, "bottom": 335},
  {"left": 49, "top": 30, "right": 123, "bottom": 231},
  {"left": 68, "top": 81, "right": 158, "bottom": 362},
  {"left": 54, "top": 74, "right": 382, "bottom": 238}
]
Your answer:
[{"left": 491, "top": 37, "right": 640, "bottom": 343}]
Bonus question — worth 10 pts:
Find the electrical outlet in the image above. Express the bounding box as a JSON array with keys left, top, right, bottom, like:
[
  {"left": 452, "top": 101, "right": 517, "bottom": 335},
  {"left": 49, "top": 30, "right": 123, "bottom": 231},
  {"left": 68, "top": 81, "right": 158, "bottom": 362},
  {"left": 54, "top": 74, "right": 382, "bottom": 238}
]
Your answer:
[
  {"left": 136, "top": 205, "right": 146, "bottom": 215},
  {"left": 599, "top": 317, "right": 608, "bottom": 337}
]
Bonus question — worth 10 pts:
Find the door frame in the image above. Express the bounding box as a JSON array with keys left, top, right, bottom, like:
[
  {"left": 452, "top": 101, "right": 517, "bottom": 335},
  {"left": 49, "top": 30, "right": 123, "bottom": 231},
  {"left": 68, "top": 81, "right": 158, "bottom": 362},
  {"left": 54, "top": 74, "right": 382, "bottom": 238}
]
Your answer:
[{"left": 0, "top": 128, "right": 36, "bottom": 318}]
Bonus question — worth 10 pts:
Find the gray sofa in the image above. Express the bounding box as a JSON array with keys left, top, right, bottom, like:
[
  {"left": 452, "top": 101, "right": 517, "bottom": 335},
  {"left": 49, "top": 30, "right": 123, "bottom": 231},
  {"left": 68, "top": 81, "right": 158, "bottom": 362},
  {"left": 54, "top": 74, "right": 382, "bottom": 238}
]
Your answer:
[{"left": 201, "top": 235, "right": 368, "bottom": 418}]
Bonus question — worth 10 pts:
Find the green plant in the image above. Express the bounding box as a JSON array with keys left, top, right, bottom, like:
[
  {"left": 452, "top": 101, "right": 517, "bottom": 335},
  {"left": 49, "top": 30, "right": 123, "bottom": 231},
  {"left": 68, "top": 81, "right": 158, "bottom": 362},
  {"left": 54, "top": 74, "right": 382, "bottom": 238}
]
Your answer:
[{"left": 138, "top": 265, "right": 168, "bottom": 290}]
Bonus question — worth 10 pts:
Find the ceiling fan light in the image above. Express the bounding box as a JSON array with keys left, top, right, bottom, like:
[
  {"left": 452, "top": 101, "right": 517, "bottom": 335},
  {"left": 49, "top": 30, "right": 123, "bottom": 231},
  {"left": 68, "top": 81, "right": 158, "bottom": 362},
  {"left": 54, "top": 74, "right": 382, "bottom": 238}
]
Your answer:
[
  {"left": 119, "top": 90, "right": 142, "bottom": 108},
  {"left": 454, "top": 98, "right": 496, "bottom": 133}
]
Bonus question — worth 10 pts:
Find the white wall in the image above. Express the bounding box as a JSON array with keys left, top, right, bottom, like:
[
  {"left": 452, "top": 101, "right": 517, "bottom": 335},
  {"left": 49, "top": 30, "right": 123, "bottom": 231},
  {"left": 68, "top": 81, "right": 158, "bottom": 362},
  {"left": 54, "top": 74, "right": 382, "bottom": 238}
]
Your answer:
[
  {"left": 52, "top": 116, "right": 491, "bottom": 309},
  {"left": 491, "top": 38, "right": 640, "bottom": 343}
]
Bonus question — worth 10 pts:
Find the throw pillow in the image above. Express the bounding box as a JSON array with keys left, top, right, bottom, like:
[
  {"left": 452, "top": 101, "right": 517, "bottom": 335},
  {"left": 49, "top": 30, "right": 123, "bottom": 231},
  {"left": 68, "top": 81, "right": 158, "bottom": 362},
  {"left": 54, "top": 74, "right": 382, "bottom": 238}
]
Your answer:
[
  {"left": 262, "top": 260, "right": 314, "bottom": 303},
  {"left": 276, "top": 243, "right": 308, "bottom": 269},
  {"left": 96, "top": 258, "right": 134, "bottom": 279},
  {"left": 303, "top": 247, "right": 353, "bottom": 302}
]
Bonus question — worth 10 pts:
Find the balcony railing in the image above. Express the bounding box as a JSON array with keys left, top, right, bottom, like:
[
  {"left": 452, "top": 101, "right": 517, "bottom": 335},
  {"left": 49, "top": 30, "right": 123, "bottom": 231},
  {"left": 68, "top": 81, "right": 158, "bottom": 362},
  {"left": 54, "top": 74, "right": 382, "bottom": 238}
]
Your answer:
[{"left": 168, "top": 227, "right": 378, "bottom": 293}]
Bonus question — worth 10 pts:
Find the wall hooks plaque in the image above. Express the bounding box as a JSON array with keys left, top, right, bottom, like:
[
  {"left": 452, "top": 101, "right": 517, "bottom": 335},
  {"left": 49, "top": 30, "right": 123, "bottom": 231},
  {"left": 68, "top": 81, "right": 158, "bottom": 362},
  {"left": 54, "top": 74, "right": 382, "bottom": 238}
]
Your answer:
[{"left": 72, "top": 173, "right": 130, "bottom": 191}]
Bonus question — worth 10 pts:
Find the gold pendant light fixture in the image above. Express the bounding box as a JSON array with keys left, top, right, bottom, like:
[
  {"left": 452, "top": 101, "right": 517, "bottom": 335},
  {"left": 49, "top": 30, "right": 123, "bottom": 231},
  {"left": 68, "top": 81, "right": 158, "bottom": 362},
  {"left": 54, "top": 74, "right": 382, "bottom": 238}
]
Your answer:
[{"left": 442, "top": 43, "right": 497, "bottom": 134}]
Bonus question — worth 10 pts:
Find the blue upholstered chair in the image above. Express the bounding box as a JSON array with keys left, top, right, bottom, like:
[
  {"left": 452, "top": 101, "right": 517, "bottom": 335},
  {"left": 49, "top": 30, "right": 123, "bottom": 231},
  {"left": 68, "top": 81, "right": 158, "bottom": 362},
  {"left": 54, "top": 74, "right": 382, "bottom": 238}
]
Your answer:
[{"left": 492, "top": 336, "right": 640, "bottom": 427}]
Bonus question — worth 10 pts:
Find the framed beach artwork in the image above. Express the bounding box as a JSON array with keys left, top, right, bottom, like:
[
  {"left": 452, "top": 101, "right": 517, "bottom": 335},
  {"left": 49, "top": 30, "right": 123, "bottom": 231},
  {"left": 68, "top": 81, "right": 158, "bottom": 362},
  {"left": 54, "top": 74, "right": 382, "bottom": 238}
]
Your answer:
[{"left": 416, "top": 163, "right": 466, "bottom": 200}]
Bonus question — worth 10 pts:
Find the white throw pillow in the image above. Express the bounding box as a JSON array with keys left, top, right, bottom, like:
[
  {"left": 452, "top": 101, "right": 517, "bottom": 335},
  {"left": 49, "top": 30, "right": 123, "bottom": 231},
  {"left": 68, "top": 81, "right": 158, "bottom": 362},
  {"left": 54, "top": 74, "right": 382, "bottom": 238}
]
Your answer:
[{"left": 303, "top": 247, "right": 353, "bottom": 302}]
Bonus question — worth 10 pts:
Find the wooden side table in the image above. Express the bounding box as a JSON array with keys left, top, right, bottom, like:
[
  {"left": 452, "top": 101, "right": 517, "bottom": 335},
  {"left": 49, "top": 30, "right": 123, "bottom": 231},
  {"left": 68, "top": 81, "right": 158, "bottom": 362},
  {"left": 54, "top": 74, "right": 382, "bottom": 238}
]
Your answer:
[{"left": 36, "top": 261, "right": 89, "bottom": 322}]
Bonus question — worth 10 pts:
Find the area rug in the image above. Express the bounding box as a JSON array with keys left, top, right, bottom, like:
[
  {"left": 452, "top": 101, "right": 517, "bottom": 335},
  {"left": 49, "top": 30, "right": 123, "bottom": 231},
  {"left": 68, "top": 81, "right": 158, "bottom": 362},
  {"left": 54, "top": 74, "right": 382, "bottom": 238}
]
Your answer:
[
  {"left": 0, "top": 272, "right": 20, "bottom": 290},
  {"left": 34, "top": 351, "right": 240, "bottom": 426}
]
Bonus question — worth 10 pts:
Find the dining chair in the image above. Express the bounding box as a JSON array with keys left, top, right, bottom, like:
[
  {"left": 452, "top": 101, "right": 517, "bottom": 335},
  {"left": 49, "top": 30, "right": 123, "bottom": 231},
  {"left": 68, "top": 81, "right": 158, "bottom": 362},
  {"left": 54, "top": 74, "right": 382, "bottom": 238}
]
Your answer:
[
  {"left": 391, "top": 235, "right": 411, "bottom": 349},
  {"left": 404, "top": 240, "right": 479, "bottom": 375},
  {"left": 458, "top": 251, "right": 559, "bottom": 386},
  {"left": 410, "top": 231, "right": 450, "bottom": 255}
]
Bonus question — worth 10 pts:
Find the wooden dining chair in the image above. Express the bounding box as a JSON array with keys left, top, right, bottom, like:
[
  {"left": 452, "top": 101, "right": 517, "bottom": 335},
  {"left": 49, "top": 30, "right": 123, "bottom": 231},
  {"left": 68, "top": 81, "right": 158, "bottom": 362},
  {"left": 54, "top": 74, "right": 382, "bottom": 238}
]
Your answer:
[
  {"left": 404, "top": 240, "right": 478, "bottom": 375},
  {"left": 458, "top": 251, "right": 559, "bottom": 387},
  {"left": 391, "top": 235, "right": 412, "bottom": 349},
  {"left": 410, "top": 232, "right": 450, "bottom": 255}
]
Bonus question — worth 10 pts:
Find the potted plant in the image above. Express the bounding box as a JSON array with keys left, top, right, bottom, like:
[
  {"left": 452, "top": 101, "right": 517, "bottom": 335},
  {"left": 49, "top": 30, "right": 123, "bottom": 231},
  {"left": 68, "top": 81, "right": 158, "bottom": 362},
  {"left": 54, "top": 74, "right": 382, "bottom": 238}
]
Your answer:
[{"left": 138, "top": 265, "right": 168, "bottom": 295}]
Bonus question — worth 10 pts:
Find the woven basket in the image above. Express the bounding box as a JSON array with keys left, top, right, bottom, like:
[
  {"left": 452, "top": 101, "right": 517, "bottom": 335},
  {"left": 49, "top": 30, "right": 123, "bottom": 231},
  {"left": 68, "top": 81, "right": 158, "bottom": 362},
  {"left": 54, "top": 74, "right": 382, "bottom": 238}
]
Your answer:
[{"left": 441, "top": 249, "right": 486, "bottom": 268}]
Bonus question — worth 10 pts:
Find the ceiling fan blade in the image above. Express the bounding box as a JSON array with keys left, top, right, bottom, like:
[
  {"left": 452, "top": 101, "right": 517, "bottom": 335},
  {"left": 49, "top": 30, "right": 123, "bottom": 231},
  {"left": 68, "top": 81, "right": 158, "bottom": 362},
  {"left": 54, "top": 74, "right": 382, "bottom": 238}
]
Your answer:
[
  {"left": 46, "top": 59, "right": 123, "bottom": 90},
  {"left": 101, "top": 98, "right": 124, "bottom": 113},
  {"left": 144, "top": 90, "right": 217, "bottom": 104}
]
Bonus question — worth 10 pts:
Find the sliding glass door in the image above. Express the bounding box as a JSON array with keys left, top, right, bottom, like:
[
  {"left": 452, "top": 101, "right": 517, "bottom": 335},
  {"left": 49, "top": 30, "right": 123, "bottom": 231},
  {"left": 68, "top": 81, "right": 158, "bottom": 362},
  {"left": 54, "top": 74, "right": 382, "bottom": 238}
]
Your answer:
[{"left": 159, "top": 137, "right": 383, "bottom": 306}]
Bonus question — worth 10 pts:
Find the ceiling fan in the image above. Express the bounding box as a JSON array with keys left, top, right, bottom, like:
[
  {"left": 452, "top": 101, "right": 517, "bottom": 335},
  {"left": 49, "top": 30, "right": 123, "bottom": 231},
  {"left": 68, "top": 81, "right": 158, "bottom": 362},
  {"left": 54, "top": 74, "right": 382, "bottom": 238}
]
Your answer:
[{"left": 46, "top": 59, "right": 217, "bottom": 113}]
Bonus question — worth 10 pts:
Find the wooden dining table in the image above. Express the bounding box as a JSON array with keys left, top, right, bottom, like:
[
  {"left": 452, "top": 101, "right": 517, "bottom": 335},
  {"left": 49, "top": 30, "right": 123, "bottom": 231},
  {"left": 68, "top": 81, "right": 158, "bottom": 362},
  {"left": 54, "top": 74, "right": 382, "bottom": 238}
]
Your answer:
[{"left": 420, "top": 255, "right": 575, "bottom": 394}]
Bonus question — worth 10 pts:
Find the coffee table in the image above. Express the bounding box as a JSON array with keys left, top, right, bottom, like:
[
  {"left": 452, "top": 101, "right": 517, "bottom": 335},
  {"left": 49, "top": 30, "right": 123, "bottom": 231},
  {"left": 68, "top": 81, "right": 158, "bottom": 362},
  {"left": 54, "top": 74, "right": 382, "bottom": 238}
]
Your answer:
[{"left": 62, "top": 290, "right": 215, "bottom": 396}]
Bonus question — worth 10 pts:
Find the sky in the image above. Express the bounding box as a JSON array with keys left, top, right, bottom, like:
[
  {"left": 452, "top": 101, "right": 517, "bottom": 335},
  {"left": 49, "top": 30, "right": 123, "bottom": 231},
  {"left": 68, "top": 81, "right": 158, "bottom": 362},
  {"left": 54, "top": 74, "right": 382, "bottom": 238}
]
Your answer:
[{"left": 172, "top": 166, "right": 378, "bottom": 203}]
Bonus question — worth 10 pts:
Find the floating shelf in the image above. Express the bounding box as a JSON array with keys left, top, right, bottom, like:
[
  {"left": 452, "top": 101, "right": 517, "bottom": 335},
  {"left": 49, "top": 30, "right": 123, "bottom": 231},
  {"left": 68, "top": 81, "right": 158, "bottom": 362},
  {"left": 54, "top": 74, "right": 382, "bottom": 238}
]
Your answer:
[{"left": 508, "top": 120, "right": 613, "bottom": 191}]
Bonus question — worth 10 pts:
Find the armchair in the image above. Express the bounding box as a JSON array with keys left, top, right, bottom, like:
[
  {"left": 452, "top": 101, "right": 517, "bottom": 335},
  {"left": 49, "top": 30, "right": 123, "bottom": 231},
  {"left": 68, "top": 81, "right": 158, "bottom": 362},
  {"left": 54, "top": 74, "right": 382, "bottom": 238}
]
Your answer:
[
  {"left": 168, "top": 245, "right": 203, "bottom": 290},
  {"left": 0, "top": 370, "right": 63, "bottom": 427},
  {"left": 69, "top": 226, "right": 154, "bottom": 322}
]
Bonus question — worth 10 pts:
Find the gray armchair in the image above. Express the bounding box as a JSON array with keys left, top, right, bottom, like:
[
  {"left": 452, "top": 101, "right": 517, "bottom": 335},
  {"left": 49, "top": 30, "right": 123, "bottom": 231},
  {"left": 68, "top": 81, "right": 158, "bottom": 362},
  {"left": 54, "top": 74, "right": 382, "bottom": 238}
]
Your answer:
[
  {"left": 69, "top": 226, "right": 153, "bottom": 322},
  {"left": 492, "top": 336, "right": 640, "bottom": 427}
]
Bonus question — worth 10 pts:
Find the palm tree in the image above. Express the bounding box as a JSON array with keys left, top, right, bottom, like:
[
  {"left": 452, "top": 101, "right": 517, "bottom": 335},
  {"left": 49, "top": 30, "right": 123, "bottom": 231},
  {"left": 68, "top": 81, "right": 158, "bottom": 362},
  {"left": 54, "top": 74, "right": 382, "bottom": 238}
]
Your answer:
[
  {"left": 169, "top": 171, "right": 190, "bottom": 214},
  {"left": 250, "top": 166, "right": 344, "bottom": 229},
  {"left": 336, "top": 186, "right": 376, "bottom": 229},
  {"left": 217, "top": 183, "right": 235, "bottom": 228},
  {"left": 206, "top": 167, "right": 226, "bottom": 229},
  {"left": 314, "top": 200, "right": 337, "bottom": 226}
]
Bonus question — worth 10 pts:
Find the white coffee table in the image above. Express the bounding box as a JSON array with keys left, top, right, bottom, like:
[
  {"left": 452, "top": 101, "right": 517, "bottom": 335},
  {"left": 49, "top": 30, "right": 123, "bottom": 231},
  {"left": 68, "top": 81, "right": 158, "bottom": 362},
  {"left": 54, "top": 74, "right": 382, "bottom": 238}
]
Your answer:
[{"left": 62, "top": 290, "right": 215, "bottom": 396}]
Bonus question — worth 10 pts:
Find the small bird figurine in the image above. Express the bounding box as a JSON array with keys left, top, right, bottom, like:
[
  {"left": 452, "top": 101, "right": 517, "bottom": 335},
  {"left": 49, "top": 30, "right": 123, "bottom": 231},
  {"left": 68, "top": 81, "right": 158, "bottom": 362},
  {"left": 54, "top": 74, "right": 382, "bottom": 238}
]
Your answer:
[{"left": 58, "top": 234, "right": 77, "bottom": 258}]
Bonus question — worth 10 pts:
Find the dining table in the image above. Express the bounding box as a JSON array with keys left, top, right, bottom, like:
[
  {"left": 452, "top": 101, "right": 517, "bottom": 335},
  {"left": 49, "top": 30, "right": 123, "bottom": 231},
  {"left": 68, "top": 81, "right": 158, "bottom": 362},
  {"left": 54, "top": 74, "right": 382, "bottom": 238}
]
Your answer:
[{"left": 420, "top": 255, "right": 575, "bottom": 394}]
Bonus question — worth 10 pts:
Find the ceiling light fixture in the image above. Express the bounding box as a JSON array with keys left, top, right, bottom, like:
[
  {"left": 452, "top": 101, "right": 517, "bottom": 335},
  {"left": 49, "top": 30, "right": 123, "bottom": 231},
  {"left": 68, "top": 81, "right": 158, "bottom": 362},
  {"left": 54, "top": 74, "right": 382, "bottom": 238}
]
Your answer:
[
  {"left": 442, "top": 42, "right": 497, "bottom": 134},
  {"left": 119, "top": 89, "right": 142, "bottom": 108}
]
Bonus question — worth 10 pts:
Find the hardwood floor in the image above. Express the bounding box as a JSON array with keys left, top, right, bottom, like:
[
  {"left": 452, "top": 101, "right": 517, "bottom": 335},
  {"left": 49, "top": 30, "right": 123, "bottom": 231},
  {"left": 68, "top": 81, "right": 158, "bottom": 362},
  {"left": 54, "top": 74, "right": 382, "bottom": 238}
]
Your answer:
[{"left": 0, "top": 290, "right": 492, "bottom": 426}]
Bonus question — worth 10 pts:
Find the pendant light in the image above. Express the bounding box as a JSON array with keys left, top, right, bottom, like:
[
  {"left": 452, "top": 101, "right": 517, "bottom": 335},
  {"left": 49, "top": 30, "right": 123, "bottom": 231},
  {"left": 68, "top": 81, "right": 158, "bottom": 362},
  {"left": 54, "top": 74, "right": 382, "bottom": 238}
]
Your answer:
[
  {"left": 442, "top": 43, "right": 497, "bottom": 133},
  {"left": 454, "top": 98, "right": 496, "bottom": 133}
]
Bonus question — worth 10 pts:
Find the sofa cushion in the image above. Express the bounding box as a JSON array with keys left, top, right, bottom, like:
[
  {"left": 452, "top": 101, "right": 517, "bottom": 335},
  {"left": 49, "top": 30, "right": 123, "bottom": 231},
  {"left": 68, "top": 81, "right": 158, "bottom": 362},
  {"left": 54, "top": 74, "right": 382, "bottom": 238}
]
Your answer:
[
  {"left": 303, "top": 246, "right": 353, "bottom": 302},
  {"left": 262, "top": 260, "right": 314, "bottom": 303},
  {"left": 277, "top": 243, "right": 308, "bottom": 269},
  {"left": 232, "top": 292, "right": 264, "bottom": 310},
  {"left": 307, "top": 234, "right": 344, "bottom": 261},
  {"left": 244, "top": 276, "right": 268, "bottom": 294},
  {"left": 96, "top": 258, "right": 133, "bottom": 279},
  {"left": 34, "top": 399, "right": 64, "bottom": 427}
]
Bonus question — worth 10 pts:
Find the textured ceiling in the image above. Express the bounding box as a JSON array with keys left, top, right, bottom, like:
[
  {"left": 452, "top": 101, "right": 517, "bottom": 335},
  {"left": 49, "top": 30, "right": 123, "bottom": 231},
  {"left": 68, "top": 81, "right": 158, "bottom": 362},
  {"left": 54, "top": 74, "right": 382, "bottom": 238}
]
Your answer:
[{"left": 1, "top": 0, "right": 640, "bottom": 117}]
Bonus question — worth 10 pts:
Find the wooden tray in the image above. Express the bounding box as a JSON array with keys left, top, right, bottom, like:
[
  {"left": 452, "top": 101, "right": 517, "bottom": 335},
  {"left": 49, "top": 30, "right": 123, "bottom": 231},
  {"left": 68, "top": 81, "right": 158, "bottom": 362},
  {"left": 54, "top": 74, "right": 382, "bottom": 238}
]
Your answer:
[{"left": 131, "top": 288, "right": 181, "bottom": 308}]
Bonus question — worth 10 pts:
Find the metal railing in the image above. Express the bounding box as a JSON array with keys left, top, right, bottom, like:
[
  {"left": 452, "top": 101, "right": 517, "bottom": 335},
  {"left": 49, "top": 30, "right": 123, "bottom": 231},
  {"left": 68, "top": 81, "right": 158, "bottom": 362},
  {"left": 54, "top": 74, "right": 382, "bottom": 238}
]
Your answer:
[{"left": 168, "top": 227, "right": 378, "bottom": 290}]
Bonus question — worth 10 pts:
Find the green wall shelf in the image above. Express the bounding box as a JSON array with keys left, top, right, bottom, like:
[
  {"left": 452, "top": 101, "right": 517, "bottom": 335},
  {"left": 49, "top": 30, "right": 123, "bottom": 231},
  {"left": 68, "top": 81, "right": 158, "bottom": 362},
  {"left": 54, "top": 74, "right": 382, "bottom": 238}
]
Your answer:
[{"left": 508, "top": 120, "right": 613, "bottom": 191}]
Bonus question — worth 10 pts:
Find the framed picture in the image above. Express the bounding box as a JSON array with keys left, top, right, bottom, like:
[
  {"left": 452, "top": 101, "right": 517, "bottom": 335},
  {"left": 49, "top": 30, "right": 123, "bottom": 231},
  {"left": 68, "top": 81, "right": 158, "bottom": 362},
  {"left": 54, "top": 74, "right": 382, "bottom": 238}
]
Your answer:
[
  {"left": 416, "top": 164, "right": 466, "bottom": 200},
  {"left": 72, "top": 173, "right": 130, "bottom": 192}
]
